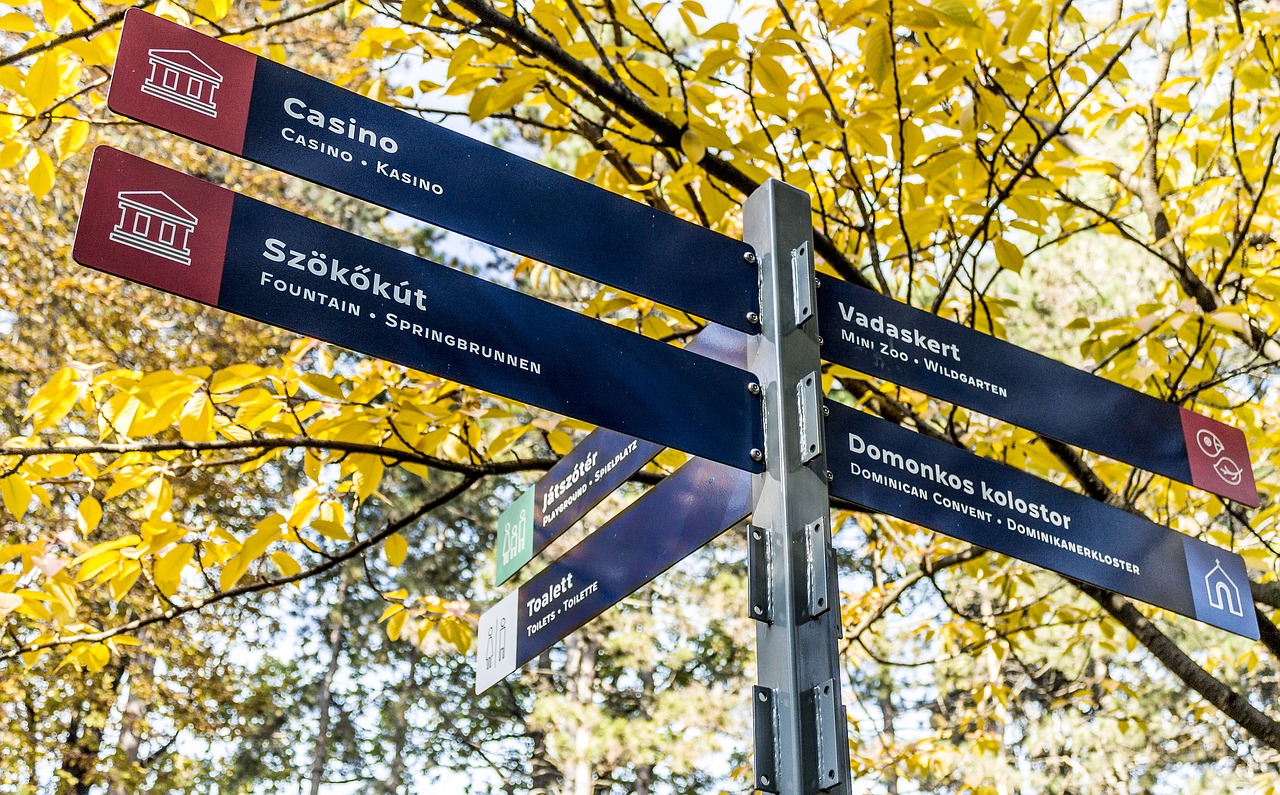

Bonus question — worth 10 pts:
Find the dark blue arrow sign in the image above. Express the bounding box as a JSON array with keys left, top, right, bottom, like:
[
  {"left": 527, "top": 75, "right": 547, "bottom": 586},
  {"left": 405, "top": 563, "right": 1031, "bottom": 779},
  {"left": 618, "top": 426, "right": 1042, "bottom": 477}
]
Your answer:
[
  {"left": 494, "top": 324, "right": 749, "bottom": 584},
  {"left": 107, "top": 9, "right": 758, "bottom": 333},
  {"left": 477, "top": 456, "right": 752, "bottom": 693},
  {"left": 73, "top": 147, "right": 763, "bottom": 472},
  {"left": 818, "top": 278, "right": 1257, "bottom": 506},
  {"left": 825, "top": 400, "right": 1259, "bottom": 639}
]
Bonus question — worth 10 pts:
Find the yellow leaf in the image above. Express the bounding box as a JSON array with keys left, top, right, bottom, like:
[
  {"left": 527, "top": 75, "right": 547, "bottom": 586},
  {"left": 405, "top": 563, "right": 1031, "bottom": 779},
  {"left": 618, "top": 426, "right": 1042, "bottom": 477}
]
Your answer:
[
  {"left": 300, "top": 373, "right": 345, "bottom": 400},
  {"left": 699, "top": 20, "right": 738, "bottom": 39},
  {"left": 438, "top": 615, "right": 473, "bottom": 654},
  {"left": 379, "top": 602, "right": 405, "bottom": 622},
  {"left": 270, "top": 550, "right": 300, "bottom": 578},
  {"left": 1007, "top": 2, "right": 1041, "bottom": 47},
  {"left": 41, "top": 0, "right": 72, "bottom": 29},
  {"left": 287, "top": 486, "right": 321, "bottom": 529},
  {"left": 994, "top": 239, "right": 1024, "bottom": 273},
  {"left": 0, "top": 13, "right": 36, "bottom": 32},
  {"left": 24, "top": 51, "right": 61, "bottom": 109},
  {"left": 153, "top": 543, "right": 193, "bottom": 597},
  {"left": 210, "top": 364, "right": 268, "bottom": 394},
  {"left": 930, "top": 0, "right": 978, "bottom": 26},
  {"left": 311, "top": 519, "right": 350, "bottom": 541},
  {"left": 77, "top": 496, "right": 102, "bottom": 535},
  {"left": 384, "top": 533, "right": 408, "bottom": 567},
  {"left": 110, "top": 562, "right": 142, "bottom": 601},
  {"left": 487, "top": 423, "right": 531, "bottom": 457},
  {"left": 386, "top": 609, "right": 408, "bottom": 641},
  {"left": 27, "top": 366, "right": 79, "bottom": 431},
  {"left": 239, "top": 523, "right": 283, "bottom": 563},
  {"left": 1, "top": 475, "right": 32, "bottom": 520},
  {"left": 864, "top": 20, "right": 892, "bottom": 87},
  {"left": 219, "top": 554, "right": 250, "bottom": 591},
  {"left": 0, "top": 141, "right": 26, "bottom": 169},
  {"left": 179, "top": 393, "right": 214, "bottom": 442},
  {"left": 85, "top": 643, "right": 111, "bottom": 672},
  {"left": 54, "top": 118, "right": 89, "bottom": 163},
  {"left": 547, "top": 429, "right": 573, "bottom": 455},
  {"left": 26, "top": 148, "right": 54, "bottom": 201},
  {"left": 350, "top": 455, "right": 384, "bottom": 503},
  {"left": 680, "top": 128, "right": 706, "bottom": 164},
  {"left": 195, "top": 0, "right": 231, "bottom": 21}
]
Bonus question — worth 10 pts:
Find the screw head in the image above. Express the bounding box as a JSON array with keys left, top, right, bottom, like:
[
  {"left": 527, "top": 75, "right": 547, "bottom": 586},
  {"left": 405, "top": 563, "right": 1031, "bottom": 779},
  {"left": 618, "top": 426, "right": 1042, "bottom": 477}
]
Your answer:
[
  {"left": 817, "top": 335, "right": 824, "bottom": 346},
  {"left": 747, "top": 382, "right": 762, "bottom": 396},
  {"left": 750, "top": 448, "right": 764, "bottom": 462},
  {"left": 746, "top": 311, "right": 760, "bottom": 325},
  {"left": 826, "top": 470, "right": 834, "bottom": 482},
  {"left": 822, "top": 405, "right": 830, "bottom": 417},
  {"left": 814, "top": 276, "right": 821, "bottom": 288},
  {"left": 744, "top": 251, "right": 757, "bottom": 265}
]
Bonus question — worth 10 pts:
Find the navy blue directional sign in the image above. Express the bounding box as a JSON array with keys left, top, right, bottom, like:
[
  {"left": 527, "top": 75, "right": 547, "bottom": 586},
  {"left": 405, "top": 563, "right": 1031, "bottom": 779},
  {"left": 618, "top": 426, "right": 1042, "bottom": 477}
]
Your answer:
[
  {"left": 477, "top": 457, "right": 752, "bottom": 693},
  {"left": 73, "top": 147, "right": 763, "bottom": 472},
  {"left": 107, "top": 9, "right": 757, "bottom": 333},
  {"left": 494, "top": 324, "right": 749, "bottom": 584},
  {"left": 818, "top": 278, "right": 1258, "bottom": 506},
  {"left": 825, "top": 400, "right": 1259, "bottom": 639}
]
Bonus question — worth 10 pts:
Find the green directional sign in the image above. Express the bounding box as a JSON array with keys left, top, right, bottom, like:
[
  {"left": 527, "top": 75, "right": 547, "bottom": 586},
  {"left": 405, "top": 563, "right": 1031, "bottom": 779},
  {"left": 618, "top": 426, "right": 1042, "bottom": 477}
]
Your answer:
[{"left": 495, "top": 489, "right": 536, "bottom": 584}]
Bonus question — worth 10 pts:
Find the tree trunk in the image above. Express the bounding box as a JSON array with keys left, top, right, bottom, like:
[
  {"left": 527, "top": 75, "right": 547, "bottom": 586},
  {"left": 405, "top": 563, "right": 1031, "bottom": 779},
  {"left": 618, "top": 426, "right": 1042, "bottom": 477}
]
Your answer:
[
  {"left": 563, "top": 632, "right": 599, "bottom": 795},
  {"left": 57, "top": 665, "right": 123, "bottom": 795},
  {"left": 308, "top": 567, "right": 351, "bottom": 795},
  {"left": 529, "top": 651, "right": 559, "bottom": 795},
  {"left": 380, "top": 650, "right": 417, "bottom": 795},
  {"left": 634, "top": 592, "right": 655, "bottom": 795},
  {"left": 878, "top": 668, "right": 899, "bottom": 795},
  {"left": 108, "top": 645, "right": 155, "bottom": 795}
]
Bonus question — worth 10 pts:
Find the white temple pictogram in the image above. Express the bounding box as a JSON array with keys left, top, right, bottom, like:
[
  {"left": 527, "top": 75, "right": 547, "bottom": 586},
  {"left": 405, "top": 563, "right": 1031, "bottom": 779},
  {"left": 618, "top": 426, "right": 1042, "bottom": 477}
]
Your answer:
[
  {"left": 141, "top": 49, "right": 223, "bottom": 118},
  {"left": 109, "top": 191, "right": 198, "bottom": 265},
  {"left": 1204, "top": 559, "right": 1244, "bottom": 617}
]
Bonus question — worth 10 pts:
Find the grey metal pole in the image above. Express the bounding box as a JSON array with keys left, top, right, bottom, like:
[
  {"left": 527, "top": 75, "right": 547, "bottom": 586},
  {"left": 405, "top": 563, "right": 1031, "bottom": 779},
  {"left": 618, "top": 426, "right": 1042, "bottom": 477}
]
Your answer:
[{"left": 744, "top": 179, "right": 850, "bottom": 794}]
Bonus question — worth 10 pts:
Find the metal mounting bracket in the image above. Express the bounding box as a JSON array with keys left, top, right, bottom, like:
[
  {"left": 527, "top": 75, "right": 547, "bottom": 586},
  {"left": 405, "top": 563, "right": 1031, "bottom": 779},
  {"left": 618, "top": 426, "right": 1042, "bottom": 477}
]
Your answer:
[
  {"left": 791, "top": 240, "right": 814, "bottom": 327},
  {"left": 805, "top": 518, "right": 831, "bottom": 620},
  {"left": 807, "top": 678, "right": 843, "bottom": 791},
  {"left": 748, "top": 524, "right": 773, "bottom": 624},
  {"left": 754, "top": 685, "right": 780, "bottom": 793},
  {"left": 797, "top": 371, "right": 822, "bottom": 464}
]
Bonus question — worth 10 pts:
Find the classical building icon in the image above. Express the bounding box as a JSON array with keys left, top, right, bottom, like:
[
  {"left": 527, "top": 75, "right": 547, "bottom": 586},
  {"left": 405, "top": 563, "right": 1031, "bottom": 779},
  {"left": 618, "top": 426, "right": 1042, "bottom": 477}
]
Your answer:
[
  {"left": 109, "top": 191, "right": 198, "bottom": 265},
  {"left": 1204, "top": 559, "right": 1244, "bottom": 617},
  {"left": 141, "top": 49, "right": 223, "bottom": 118}
]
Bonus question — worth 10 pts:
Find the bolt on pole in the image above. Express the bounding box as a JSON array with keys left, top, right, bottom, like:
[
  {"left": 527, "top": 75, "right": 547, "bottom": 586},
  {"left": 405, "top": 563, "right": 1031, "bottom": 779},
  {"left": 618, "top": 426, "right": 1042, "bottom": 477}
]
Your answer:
[{"left": 744, "top": 179, "right": 850, "bottom": 794}]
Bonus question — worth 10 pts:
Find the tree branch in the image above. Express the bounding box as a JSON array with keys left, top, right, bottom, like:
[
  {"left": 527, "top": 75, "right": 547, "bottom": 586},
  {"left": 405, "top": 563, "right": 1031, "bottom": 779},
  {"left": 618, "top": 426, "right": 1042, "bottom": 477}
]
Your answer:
[
  {"left": 441, "top": 0, "right": 874, "bottom": 289},
  {"left": 0, "top": 476, "right": 479, "bottom": 661},
  {"left": 2, "top": 436, "right": 556, "bottom": 477},
  {"left": 1076, "top": 581, "right": 1280, "bottom": 752}
]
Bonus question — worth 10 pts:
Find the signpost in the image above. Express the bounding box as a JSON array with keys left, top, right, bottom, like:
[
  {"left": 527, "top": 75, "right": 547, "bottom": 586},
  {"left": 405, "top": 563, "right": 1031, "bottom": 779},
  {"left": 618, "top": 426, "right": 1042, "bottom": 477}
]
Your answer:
[
  {"left": 73, "top": 146, "right": 763, "bottom": 472},
  {"left": 826, "top": 400, "right": 1259, "bottom": 639},
  {"left": 494, "top": 324, "right": 748, "bottom": 584},
  {"left": 477, "top": 457, "right": 751, "bottom": 693},
  {"left": 818, "top": 278, "right": 1258, "bottom": 506},
  {"left": 107, "top": 9, "right": 758, "bottom": 333},
  {"left": 71, "top": 14, "right": 1268, "bottom": 792}
]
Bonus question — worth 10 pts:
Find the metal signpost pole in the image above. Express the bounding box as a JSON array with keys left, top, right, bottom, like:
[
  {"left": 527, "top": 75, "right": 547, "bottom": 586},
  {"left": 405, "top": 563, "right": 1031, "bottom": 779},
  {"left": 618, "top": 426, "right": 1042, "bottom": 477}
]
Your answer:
[{"left": 745, "top": 180, "right": 850, "bottom": 794}]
